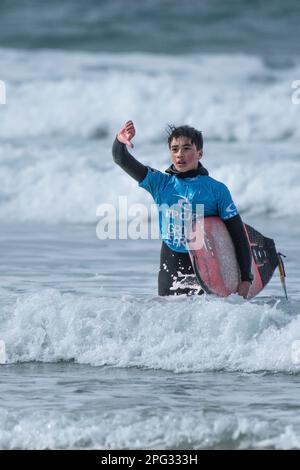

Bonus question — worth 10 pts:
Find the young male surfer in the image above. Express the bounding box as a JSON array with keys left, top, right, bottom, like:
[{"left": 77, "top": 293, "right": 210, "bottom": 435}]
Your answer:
[{"left": 112, "top": 120, "right": 253, "bottom": 298}]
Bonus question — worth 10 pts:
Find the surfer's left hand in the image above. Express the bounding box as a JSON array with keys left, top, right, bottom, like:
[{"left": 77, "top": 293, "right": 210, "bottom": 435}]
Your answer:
[{"left": 237, "top": 281, "right": 251, "bottom": 299}]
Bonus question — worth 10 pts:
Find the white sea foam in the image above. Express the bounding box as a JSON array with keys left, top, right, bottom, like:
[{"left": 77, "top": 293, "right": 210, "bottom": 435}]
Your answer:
[
  {"left": 0, "top": 137, "right": 299, "bottom": 223},
  {"left": 1, "top": 48, "right": 299, "bottom": 223},
  {"left": 0, "top": 400, "right": 299, "bottom": 450},
  {"left": 2, "top": 290, "right": 300, "bottom": 373},
  {"left": 1, "top": 48, "right": 300, "bottom": 142}
]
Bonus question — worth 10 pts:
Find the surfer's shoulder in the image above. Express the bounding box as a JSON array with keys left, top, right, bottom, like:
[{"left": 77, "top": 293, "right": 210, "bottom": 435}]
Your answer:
[
  {"left": 199, "top": 176, "right": 232, "bottom": 198},
  {"left": 200, "top": 175, "right": 226, "bottom": 187}
]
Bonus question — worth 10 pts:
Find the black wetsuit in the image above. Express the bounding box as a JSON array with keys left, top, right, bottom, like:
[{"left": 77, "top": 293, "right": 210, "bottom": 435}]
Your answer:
[{"left": 112, "top": 138, "right": 252, "bottom": 296}]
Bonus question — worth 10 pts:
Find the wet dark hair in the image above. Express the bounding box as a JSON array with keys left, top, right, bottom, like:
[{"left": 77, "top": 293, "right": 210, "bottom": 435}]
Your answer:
[{"left": 167, "top": 125, "right": 203, "bottom": 150}]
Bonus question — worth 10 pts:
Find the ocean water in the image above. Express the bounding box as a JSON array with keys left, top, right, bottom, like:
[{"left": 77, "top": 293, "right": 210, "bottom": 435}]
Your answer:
[
  {"left": 1, "top": 0, "right": 300, "bottom": 450},
  {"left": 0, "top": 219, "right": 300, "bottom": 449}
]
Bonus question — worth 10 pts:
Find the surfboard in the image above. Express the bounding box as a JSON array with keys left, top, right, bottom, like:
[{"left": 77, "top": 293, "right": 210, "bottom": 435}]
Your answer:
[{"left": 187, "top": 217, "right": 279, "bottom": 299}]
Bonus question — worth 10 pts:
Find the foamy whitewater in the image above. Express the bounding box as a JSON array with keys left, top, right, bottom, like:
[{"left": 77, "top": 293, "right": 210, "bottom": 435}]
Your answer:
[
  {"left": 1, "top": 49, "right": 300, "bottom": 223},
  {"left": 1, "top": 0, "right": 300, "bottom": 450},
  {"left": 0, "top": 218, "right": 300, "bottom": 449}
]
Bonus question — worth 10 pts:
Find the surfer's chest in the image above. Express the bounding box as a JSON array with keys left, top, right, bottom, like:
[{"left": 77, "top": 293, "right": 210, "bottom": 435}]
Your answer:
[{"left": 163, "top": 178, "right": 216, "bottom": 208}]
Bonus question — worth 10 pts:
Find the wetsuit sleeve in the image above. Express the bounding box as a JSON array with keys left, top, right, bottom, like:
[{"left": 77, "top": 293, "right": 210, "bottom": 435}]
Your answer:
[
  {"left": 224, "top": 214, "right": 253, "bottom": 283},
  {"left": 112, "top": 137, "right": 148, "bottom": 183}
]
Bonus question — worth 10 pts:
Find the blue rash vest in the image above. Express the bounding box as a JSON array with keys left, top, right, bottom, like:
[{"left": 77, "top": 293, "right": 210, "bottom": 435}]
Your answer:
[{"left": 139, "top": 168, "right": 239, "bottom": 253}]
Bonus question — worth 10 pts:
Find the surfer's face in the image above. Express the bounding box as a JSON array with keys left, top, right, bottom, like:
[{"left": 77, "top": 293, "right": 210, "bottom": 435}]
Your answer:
[{"left": 170, "top": 137, "right": 203, "bottom": 172}]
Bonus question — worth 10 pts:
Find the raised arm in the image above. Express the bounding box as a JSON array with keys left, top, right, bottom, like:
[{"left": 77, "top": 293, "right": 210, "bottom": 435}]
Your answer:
[{"left": 112, "top": 120, "right": 148, "bottom": 183}]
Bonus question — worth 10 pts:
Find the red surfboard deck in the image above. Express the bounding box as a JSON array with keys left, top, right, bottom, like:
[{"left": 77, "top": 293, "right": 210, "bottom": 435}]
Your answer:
[{"left": 187, "top": 217, "right": 278, "bottom": 299}]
